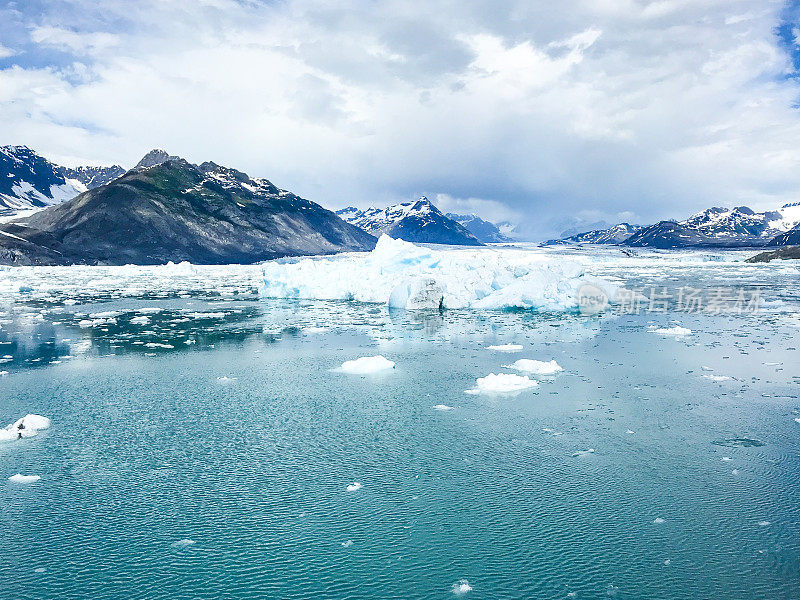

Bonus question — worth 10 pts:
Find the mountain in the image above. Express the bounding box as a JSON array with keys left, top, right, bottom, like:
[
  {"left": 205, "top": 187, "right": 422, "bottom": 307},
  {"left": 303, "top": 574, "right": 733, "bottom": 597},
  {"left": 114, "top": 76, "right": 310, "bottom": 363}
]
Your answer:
[
  {"left": 135, "top": 149, "right": 181, "bottom": 169},
  {"left": 545, "top": 222, "right": 640, "bottom": 245},
  {"left": 624, "top": 205, "right": 800, "bottom": 248},
  {"left": 558, "top": 220, "right": 611, "bottom": 239},
  {"left": 445, "top": 213, "right": 511, "bottom": 243},
  {"left": 0, "top": 152, "right": 376, "bottom": 265},
  {"left": 336, "top": 197, "right": 482, "bottom": 246},
  {"left": 0, "top": 145, "right": 86, "bottom": 213},
  {"left": 61, "top": 165, "right": 126, "bottom": 189}
]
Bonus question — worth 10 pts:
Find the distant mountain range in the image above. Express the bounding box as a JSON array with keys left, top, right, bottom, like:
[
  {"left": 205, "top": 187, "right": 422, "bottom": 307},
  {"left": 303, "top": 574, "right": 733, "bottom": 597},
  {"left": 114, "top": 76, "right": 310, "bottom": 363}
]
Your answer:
[
  {"left": 545, "top": 205, "right": 800, "bottom": 249},
  {"left": 0, "top": 148, "right": 374, "bottom": 265},
  {"left": 445, "top": 213, "right": 512, "bottom": 243},
  {"left": 336, "top": 197, "right": 483, "bottom": 246},
  {"left": 0, "top": 146, "right": 87, "bottom": 213}
]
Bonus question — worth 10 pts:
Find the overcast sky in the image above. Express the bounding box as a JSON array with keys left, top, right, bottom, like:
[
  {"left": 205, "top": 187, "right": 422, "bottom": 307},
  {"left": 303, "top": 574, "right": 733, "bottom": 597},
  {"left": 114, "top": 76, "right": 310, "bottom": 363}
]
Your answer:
[{"left": 2, "top": 0, "right": 800, "bottom": 238}]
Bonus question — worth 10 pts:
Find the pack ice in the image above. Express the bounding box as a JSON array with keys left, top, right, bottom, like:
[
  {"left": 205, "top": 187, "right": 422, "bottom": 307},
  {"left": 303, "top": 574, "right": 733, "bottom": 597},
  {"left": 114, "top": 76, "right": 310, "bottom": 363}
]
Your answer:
[{"left": 262, "top": 235, "right": 613, "bottom": 311}]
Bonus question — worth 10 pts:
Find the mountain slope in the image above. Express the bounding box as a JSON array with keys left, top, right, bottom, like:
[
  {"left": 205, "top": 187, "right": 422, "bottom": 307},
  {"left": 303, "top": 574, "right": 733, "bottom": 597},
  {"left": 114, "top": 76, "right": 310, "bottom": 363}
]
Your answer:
[
  {"left": 545, "top": 222, "right": 640, "bottom": 245},
  {"left": 61, "top": 164, "right": 126, "bottom": 189},
  {"left": 0, "top": 155, "right": 375, "bottom": 265},
  {"left": 337, "top": 197, "right": 482, "bottom": 246},
  {"left": 445, "top": 213, "right": 510, "bottom": 243},
  {"left": 0, "top": 146, "right": 86, "bottom": 212}
]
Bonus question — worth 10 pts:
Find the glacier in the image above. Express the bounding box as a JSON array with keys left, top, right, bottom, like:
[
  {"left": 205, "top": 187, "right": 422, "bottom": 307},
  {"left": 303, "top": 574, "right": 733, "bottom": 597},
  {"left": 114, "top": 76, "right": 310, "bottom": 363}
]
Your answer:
[{"left": 261, "top": 235, "right": 614, "bottom": 311}]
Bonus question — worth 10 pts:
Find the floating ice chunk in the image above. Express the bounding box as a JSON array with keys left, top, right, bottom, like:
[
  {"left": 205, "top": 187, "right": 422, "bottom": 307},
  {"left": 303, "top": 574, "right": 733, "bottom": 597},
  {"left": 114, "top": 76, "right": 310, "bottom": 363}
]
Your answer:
[
  {"left": 758, "top": 521, "right": 771, "bottom": 527},
  {"left": 341, "top": 540, "right": 354, "bottom": 548},
  {"left": 136, "top": 307, "right": 163, "bottom": 315},
  {"left": 731, "top": 469, "right": 740, "bottom": 475},
  {"left": 626, "top": 430, "right": 635, "bottom": 434},
  {"left": 130, "top": 316, "right": 151, "bottom": 325},
  {"left": 452, "top": 580, "right": 473, "bottom": 595},
  {"left": 486, "top": 344, "right": 523, "bottom": 352},
  {"left": 262, "top": 235, "right": 615, "bottom": 311},
  {"left": 702, "top": 374, "right": 731, "bottom": 382},
  {"left": 465, "top": 373, "right": 538, "bottom": 394},
  {"left": 0, "top": 414, "right": 50, "bottom": 441},
  {"left": 571, "top": 448, "right": 595, "bottom": 457},
  {"left": 504, "top": 359, "right": 563, "bottom": 375},
  {"left": 346, "top": 482, "right": 362, "bottom": 492},
  {"left": 63, "top": 299, "right": 78, "bottom": 306},
  {"left": 650, "top": 326, "right": 692, "bottom": 336},
  {"left": 338, "top": 356, "right": 395, "bottom": 374},
  {"left": 794, "top": 418, "right": 800, "bottom": 424},
  {"left": 653, "top": 517, "right": 665, "bottom": 524},
  {"left": 433, "top": 404, "right": 455, "bottom": 411},
  {"left": 145, "top": 342, "right": 174, "bottom": 349},
  {"left": 701, "top": 366, "right": 714, "bottom": 371},
  {"left": 171, "top": 539, "right": 196, "bottom": 548},
  {"left": 89, "top": 311, "right": 122, "bottom": 319},
  {"left": 721, "top": 456, "right": 732, "bottom": 461},
  {"left": 8, "top": 474, "right": 40, "bottom": 483},
  {"left": 216, "top": 376, "right": 237, "bottom": 385}
]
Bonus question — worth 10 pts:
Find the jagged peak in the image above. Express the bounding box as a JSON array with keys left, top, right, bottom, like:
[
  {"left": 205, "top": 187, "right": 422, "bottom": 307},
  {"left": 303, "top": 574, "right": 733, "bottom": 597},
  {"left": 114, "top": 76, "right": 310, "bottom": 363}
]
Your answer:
[{"left": 135, "top": 148, "right": 182, "bottom": 169}]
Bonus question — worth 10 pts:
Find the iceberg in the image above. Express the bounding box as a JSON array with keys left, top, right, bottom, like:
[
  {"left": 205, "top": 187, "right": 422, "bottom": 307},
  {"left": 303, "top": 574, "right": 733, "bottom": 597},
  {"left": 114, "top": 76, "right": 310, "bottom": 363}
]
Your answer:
[
  {"left": 346, "top": 482, "right": 362, "bottom": 492},
  {"left": 338, "top": 355, "right": 395, "bottom": 374},
  {"left": 465, "top": 373, "right": 539, "bottom": 394},
  {"left": 0, "top": 414, "right": 51, "bottom": 441},
  {"left": 650, "top": 326, "right": 692, "bottom": 336},
  {"left": 262, "top": 235, "right": 613, "bottom": 311},
  {"left": 8, "top": 474, "right": 41, "bottom": 483},
  {"left": 486, "top": 344, "right": 523, "bottom": 352},
  {"left": 504, "top": 359, "right": 563, "bottom": 375}
]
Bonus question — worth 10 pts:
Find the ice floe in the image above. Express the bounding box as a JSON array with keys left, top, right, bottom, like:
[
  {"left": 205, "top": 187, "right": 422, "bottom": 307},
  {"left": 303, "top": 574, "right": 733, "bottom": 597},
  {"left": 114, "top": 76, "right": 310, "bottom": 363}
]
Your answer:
[
  {"left": 466, "top": 373, "right": 539, "bottom": 394},
  {"left": 171, "top": 539, "right": 196, "bottom": 548},
  {"left": 433, "top": 404, "right": 455, "bottom": 411},
  {"left": 571, "top": 448, "right": 595, "bottom": 457},
  {"left": 503, "top": 359, "right": 563, "bottom": 375},
  {"left": 262, "top": 235, "right": 614, "bottom": 311},
  {"left": 8, "top": 474, "right": 40, "bottom": 483},
  {"left": 451, "top": 580, "right": 473, "bottom": 595},
  {"left": 486, "top": 344, "right": 523, "bottom": 352},
  {"left": 346, "top": 482, "right": 362, "bottom": 492},
  {"left": 0, "top": 414, "right": 51, "bottom": 441},
  {"left": 338, "top": 355, "right": 395, "bottom": 374},
  {"left": 653, "top": 517, "right": 665, "bottom": 524},
  {"left": 130, "top": 315, "right": 151, "bottom": 325},
  {"left": 702, "top": 374, "right": 732, "bottom": 382},
  {"left": 650, "top": 326, "right": 692, "bottom": 336}
]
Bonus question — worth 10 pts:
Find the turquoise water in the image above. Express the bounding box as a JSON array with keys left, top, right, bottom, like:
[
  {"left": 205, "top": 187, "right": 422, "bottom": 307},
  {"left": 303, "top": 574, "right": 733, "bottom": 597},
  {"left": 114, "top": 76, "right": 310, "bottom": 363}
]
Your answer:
[{"left": 1, "top": 253, "right": 800, "bottom": 599}]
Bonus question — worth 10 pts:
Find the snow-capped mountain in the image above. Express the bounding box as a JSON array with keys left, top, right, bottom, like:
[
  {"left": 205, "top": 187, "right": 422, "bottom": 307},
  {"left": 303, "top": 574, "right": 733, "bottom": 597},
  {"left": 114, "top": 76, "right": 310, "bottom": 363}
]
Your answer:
[
  {"left": 61, "top": 164, "right": 126, "bottom": 189},
  {"left": 625, "top": 205, "right": 800, "bottom": 248},
  {"left": 546, "top": 223, "right": 640, "bottom": 245},
  {"left": 135, "top": 149, "right": 181, "bottom": 169},
  {"left": 445, "top": 213, "right": 511, "bottom": 243},
  {"left": 0, "top": 145, "right": 86, "bottom": 213},
  {"left": 0, "top": 150, "right": 375, "bottom": 265},
  {"left": 336, "top": 197, "right": 482, "bottom": 246}
]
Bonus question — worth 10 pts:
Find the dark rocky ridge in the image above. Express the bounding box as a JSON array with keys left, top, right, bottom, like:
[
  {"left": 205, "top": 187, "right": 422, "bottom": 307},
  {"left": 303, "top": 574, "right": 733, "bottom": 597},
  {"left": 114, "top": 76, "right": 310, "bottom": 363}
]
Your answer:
[{"left": 0, "top": 155, "right": 376, "bottom": 265}]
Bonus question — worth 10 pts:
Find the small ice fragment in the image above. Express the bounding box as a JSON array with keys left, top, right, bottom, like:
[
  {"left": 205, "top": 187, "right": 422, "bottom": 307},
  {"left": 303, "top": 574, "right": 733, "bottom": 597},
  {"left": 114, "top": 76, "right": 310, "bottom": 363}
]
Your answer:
[
  {"left": 571, "top": 448, "right": 595, "bottom": 457},
  {"left": 721, "top": 456, "right": 732, "bottom": 461},
  {"left": 758, "top": 521, "right": 771, "bottom": 527},
  {"left": 8, "top": 474, "right": 40, "bottom": 483},
  {"left": 338, "top": 356, "right": 395, "bottom": 374},
  {"left": 130, "top": 316, "right": 150, "bottom": 325},
  {"left": 216, "top": 376, "right": 237, "bottom": 385},
  {"left": 701, "top": 366, "right": 714, "bottom": 371},
  {"left": 731, "top": 469, "right": 740, "bottom": 475},
  {"left": 663, "top": 559, "right": 671, "bottom": 566},
  {"left": 486, "top": 344, "right": 523, "bottom": 352},
  {"left": 434, "top": 404, "right": 454, "bottom": 411},
  {"left": 702, "top": 374, "right": 731, "bottom": 382},
  {"left": 794, "top": 418, "right": 800, "bottom": 424},
  {"left": 63, "top": 299, "right": 78, "bottom": 306},
  {"left": 451, "top": 580, "right": 473, "bottom": 595},
  {"left": 650, "top": 326, "right": 692, "bottom": 336},
  {"left": 145, "top": 343, "right": 174, "bottom": 349},
  {"left": 171, "top": 539, "right": 196, "bottom": 548},
  {"left": 465, "top": 373, "right": 538, "bottom": 394},
  {"left": 503, "top": 359, "right": 563, "bottom": 375},
  {"left": 653, "top": 517, "right": 665, "bottom": 524},
  {"left": 626, "top": 430, "right": 635, "bottom": 434},
  {"left": 34, "top": 567, "right": 46, "bottom": 573},
  {"left": 346, "top": 482, "right": 362, "bottom": 492},
  {"left": 341, "top": 540, "right": 354, "bottom": 548}
]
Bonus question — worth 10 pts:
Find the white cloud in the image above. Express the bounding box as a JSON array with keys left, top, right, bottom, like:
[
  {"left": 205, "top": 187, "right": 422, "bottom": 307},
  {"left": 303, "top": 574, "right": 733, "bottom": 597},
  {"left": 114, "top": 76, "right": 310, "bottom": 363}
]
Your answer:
[
  {"left": 2, "top": 0, "right": 800, "bottom": 239},
  {"left": 0, "top": 44, "right": 16, "bottom": 58}
]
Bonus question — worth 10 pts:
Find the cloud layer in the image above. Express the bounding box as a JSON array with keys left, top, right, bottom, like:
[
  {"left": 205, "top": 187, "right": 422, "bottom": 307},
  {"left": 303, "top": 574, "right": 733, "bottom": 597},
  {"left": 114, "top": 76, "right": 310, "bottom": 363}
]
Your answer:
[{"left": 1, "top": 0, "right": 800, "bottom": 238}]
